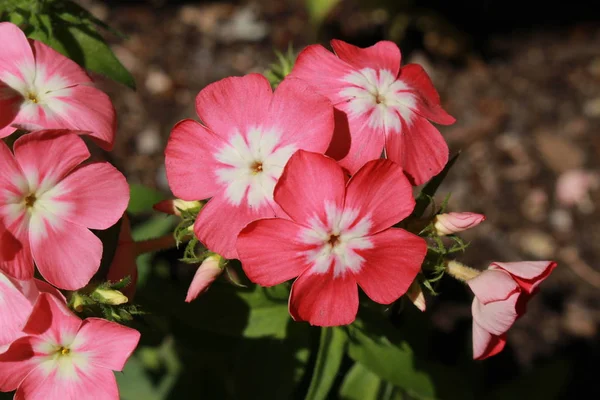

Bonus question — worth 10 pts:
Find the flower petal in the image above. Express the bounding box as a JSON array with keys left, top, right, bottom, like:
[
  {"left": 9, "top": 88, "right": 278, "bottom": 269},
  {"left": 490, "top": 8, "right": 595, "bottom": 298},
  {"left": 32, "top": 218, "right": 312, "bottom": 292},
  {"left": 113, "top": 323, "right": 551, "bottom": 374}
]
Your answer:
[
  {"left": 194, "top": 194, "right": 277, "bottom": 259},
  {"left": 0, "top": 273, "right": 33, "bottom": 346},
  {"left": 331, "top": 40, "right": 401, "bottom": 77},
  {"left": 492, "top": 261, "right": 557, "bottom": 294},
  {"left": 354, "top": 228, "right": 426, "bottom": 304},
  {"left": 238, "top": 218, "right": 312, "bottom": 286},
  {"left": 195, "top": 73, "right": 272, "bottom": 141},
  {"left": 289, "top": 268, "right": 358, "bottom": 326},
  {"left": 0, "top": 336, "right": 46, "bottom": 391},
  {"left": 472, "top": 321, "right": 507, "bottom": 360},
  {"left": 48, "top": 163, "right": 129, "bottom": 230},
  {"left": 13, "top": 130, "right": 90, "bottom": 187},
  {"left": 468, "top": 269, "right": 520, "bottom": 304},
  {"left": 268, "top": 77, "right": 334, "bottom": 152},
  {"left": 70, "top": 318, "right": 140, "bottom": 371},
  {"left": 471, "top": 292, "right": 519, "bottom": 336},
  {"left": 0, "top": 226, "right": 34, "bottom": 281},
  {"left": 23, "top": 293, "right": 80, "bottom": 345},
  {"left": 30, "top": 39, "right": 91, "bottom": 88},
  {"left": 385, "top": 115, "right": 449, "bottom": 185},
  {"left": 0, "top": 22, "right": 34, "bottom": 85},
  {"left": 398, "top": 64, "right": 455, "bottom": 125},
  {"left": 0, "top": 221, "right": 21, "bottom": 261},
  {"left": 165, "top": 119, "right": 226, "bottom": 201},
  {"left": 30, "top": 219, "right": 102, "bottom": 290},
  {"left": 344, "top": 159, "right": 415, "bottom": 233},
  {"left": 274, "top": 150, "right": 346, "bottom": 225}
]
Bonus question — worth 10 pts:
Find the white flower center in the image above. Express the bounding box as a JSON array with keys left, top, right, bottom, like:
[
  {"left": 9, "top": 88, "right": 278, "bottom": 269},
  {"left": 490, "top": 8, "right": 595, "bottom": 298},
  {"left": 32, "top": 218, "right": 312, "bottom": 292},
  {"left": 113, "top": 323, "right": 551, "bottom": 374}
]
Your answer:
[
  {"left": 300, "top": 202, "right": 374, "bottom": 277},
  {"left": 215, "top": 128, "right": 296, "bottom": 208},
  {"left": 339, "top": 68, "right": 417, "bottom": 134}
]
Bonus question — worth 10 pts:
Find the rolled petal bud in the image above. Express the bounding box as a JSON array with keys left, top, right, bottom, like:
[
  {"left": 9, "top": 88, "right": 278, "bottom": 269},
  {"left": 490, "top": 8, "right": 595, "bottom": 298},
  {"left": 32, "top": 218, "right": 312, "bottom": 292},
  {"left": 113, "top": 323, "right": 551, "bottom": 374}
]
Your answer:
[
  {"left": 406, "top": 281, "right": 426, "bottom": 312},
  {"left": 93, "top": 288, "right": 129, "bottom": 305},
  {"left": 185, "top": 255, "right": 225, "bottom": 303},
  {"left": 434, "top": 212, "right": 485, "bottom": 236},
  {"left": 153, "top": 199, "right": 202, "bottom": 217}
]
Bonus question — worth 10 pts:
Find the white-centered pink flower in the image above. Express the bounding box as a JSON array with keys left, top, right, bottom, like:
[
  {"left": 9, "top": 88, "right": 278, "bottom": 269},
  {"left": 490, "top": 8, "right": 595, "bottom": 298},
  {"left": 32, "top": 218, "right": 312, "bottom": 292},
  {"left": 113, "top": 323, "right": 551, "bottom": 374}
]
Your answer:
[
  {"left": 0, "top": 22, "right": 116, "bottom": 150},
  {"left": 434, "top": 212, "right": 485, "bottom": 236},
  {"left": 237, "top": 151, "right": 427, "bottom": 326},
  {"left": 165, "top": 73, "right": 334, "bottom": 259},
  {"left": 0, "top": 293, "right": 140, "bottom": 399},
  {"left": 0, "top": 130, "right": 129, "bottom": 290},
  {"left": 0, "top": 272, "right": 64, "bottom": 352},
  {"left": 290, "top": 39, "right": 455, "bottom": 185},
  {"left": 467, "top": 261, "right": 557, "bottom": 360}
]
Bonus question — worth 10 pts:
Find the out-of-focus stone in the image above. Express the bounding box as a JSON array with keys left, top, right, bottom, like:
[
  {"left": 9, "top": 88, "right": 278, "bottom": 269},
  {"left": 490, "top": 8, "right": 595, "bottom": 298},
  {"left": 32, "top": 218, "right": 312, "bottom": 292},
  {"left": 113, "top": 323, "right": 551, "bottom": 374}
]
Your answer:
[
  {"left": 216, "top": 6, "right": 268, "bottom": 43},
  {"left": 521, "top": 188, "right": 548, "bottom": 222},
  {"left": 535, "top": 132, "right": 585, "bottom": 173},
  {"left": 562, "top": 301, "right": 597, "bottom": 337},
  {"left": 145, "top": 68, "right": 173, "bottom": 95},
  {"left": 583, "top": 97, "right": 600, "bottom": 117},
  {"left": 516, "top": 229, "right": 556, "bottom": 258},
  {"left": 136, "top": 125, "right": 162, "bottom": 155},
  {"left": 549, "top": 209, "right": 573, "bottom": 233}
]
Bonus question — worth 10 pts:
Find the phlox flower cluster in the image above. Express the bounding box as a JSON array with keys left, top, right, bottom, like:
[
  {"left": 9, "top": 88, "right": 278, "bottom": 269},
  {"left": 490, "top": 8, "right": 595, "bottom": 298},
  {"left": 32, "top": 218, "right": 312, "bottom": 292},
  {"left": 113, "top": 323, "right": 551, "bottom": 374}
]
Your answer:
[{"left": 0, "top": 22, "right": 139, "bottom": 399}]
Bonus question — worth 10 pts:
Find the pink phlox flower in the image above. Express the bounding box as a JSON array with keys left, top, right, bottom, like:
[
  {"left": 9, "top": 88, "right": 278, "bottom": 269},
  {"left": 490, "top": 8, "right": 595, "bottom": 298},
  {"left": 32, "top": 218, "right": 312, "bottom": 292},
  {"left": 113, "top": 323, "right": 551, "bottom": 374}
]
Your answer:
[
  {"left": 0, "top": 293, "right": 140, "bottom": 399},
  {"left": 237, "top": 150, "right": 427, "bottom": 326},
  {"left": 0, "top": 22, "right": 116, "bottom": 150},
  {"left": 290, "top": 39, "right": 455, "bottom": 185},
  {"left": 467, "top": 261, "right": 557, "bottom": 360},
  {"left": 0, "top": 130, "right": 129, "bottom": 290},
  {"left": 165, "top": 73, "right": 335, "bottom": 259}
]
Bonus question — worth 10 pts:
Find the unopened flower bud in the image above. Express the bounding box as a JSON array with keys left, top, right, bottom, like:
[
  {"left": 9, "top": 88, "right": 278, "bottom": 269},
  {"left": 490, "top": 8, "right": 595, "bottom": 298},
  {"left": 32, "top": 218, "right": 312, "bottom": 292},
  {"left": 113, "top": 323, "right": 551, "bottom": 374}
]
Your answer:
[
  {"left": 406, "top": 281, "right": 426, "bottom": 312},
  {"left": 185, "top": 255, "right": 225, "bottom": 303},
  {"left": 154, "top": 199, "right": 201, "bottom": 217},
  {"left": 434, "top": 212, "right": 485, "bottom": 236},
  {"left": 71, "top": 293, "right": 86, "bottom": 312},
  {"left": 93, "top": 288, "right": 129, "bottom": 305}
]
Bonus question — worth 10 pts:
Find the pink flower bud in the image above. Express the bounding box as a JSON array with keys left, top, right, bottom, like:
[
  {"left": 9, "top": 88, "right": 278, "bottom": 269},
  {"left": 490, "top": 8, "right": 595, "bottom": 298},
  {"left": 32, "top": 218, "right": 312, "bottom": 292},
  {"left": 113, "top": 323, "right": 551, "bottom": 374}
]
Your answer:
[
  {"left": 153, "top": 199, "right": 201, "bottom": 217},
  {"left": 434, "top": 212, "right": 485, "bottom": 236},
  {"left": 185, "top": 255, "right": 224, "bottom": 303}
]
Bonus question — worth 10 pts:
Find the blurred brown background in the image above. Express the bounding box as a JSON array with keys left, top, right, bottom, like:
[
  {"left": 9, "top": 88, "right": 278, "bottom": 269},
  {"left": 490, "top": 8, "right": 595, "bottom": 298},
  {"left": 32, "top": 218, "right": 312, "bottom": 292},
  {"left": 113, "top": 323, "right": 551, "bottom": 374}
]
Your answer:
[{"left": 81, "top": 0, "right": 599, "bottom": 396}]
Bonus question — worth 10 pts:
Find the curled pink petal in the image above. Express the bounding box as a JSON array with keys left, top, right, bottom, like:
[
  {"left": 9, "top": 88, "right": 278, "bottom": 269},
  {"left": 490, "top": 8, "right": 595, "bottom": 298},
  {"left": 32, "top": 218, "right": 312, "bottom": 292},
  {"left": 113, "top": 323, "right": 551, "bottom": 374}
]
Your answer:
[
  {"left": 434, "top": 212, "right": 485, "bottom": 236},
  {"left": 185, "top": 255, "right": 224, "bottom": 302}
]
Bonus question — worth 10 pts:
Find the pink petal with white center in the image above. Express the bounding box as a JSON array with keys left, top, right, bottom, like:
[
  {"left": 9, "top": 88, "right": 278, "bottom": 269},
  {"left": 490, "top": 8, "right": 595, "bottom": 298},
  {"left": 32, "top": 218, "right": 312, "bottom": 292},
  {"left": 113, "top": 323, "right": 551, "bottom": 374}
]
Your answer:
[
  {"left": 48, "top": 163, "right": 129, "bottom": 230},
  {"left": 354, "top": 228, "right": 426, "bottom": 304},
  {"left": 0, "top": 23, "right": 34, "bottom": 84},
  {"left": 0, "top": 138, "right": 25, "bottom": 194},
  {"left": 290, "top": 45, "right": 356, "bottom": 104},
  {"left": 166, "top": 119, "right": 227, "bottom": 200},
  {"left": 289, "top": 268, "right": 358, "bottom": 326},
  {"left": 0, "top": 226, "right": 34, "bottom": 281},
  {"left": 331, "top": 40, "right": 401, "bottom": 76},
  {"left": 30, "top": 39, "right": 91, "bottom": 88},
  {"left": 398, "top": 64, "right": 455, "bottom": 125},
  {"left": 472, "top": 321, "right": 507, "bottom": 360},
  {"left": 23, "top": 293, "right": 81, "bottom": 344},
  {"left": 467, "top": 269, "right": 520, "bottom": 305},
  {"left": 15, "top": 361, "right": 119, "bottom": 400},
  {"left": 274, "top": 151, "right": 346, "bottom": 225},
  {"left": 345, "top": 159, "right": 415, "bottom": 233},
  {"left": 385, "top": 115, "right": 449, "bottom": 185},
  {"left": 238, "top": 218, "right": 312, "bottom": 286},
  {"left": 70, "top": 318, "right": 140, "bottom": 371},
  {"left": 195, "top": 74, "right": 272, "bottom": 140},
  {"left": 0, "top": 273, "right": 33, "bottom": 346},
  {"left": 0, "top": 221, "right": 21, "bottom": 261},
  {"left": 13, "top": 130, "right": 90, "bottom": 187},
  {"left": 492, "top": 261, "right": 557, "bottom": 294},
  {"left": 0, "top": 336, "right": 47, "bottom": 391},
  {"left": 334, "top": 101, "right": 387, "bottom": 175},
  {"left": 267, "top": 77, "right": 334, "bottom": 151},
  {"left": 471, "top": 291, "right": 519, "bottom": 336},
  {"left": 30, "top": 218, "right": 102, "bottom": 290},
  {"left": 194, "top": 194, "right": 277, "bottom": 259}
]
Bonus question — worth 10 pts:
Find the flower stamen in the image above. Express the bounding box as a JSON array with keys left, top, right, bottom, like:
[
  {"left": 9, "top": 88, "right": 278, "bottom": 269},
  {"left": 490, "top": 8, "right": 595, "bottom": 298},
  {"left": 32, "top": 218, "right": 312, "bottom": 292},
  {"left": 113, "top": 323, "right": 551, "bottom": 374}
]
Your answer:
[
  {"left": 251, "top": 161, "right": 263, "bottom": 174},
  {"left": 24, "top": 193, "right": 37, "bottom": 208}
]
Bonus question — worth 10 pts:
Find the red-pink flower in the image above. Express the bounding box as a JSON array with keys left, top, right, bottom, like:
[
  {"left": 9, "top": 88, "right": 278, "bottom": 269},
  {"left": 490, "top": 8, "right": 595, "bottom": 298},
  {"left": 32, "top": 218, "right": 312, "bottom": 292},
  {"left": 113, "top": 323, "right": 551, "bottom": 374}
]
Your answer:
[
  {"left": 0, "top": 22, "right": 116, "bottom": 150},
  {"left": 467, "top": 261, "right": 557, "bottom": 360},
  {"left": 237, "top": 150, "right": 427, "bottom": 326},
  {"left": 165, "top": 73, "right": 334, "bottom": 259},
  {"left": 290, "top": 40, "right": 455, "bottom": 185},
  {"left": 0, "top": 272, "right": 63, "bottom": 351},
  {"left": 0, "top": 130, "right": 129, "bottom": 290},
  {"left": 0, "top": 293, "right": 140, "bottom": 399},
  {"left": 434, "top": 212, "right": 485, "bottom": 236}
]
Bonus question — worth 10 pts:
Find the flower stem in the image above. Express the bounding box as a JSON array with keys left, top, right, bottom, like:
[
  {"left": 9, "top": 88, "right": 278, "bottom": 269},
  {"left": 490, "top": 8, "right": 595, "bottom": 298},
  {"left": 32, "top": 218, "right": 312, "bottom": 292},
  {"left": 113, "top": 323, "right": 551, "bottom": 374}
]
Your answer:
[
  {"left": 135, "top": 234, "right": 178, "bottom": 255},
  {"left": 445, "top": 260, "right": 481, "bottom": 282}
]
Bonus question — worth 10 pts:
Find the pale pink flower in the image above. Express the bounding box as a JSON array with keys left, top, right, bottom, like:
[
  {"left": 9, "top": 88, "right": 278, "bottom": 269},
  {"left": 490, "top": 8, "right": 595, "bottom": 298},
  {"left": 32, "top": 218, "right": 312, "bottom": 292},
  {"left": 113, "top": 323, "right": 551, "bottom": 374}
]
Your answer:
[
  {"left": 237, "top": 151, "right": 427, "bottom": 326},
  {"left": 0, "top": 22, "right": 116, "bottom": 150},
  {"left": 165, "top": 73, "right": 334, "bottom": 258},
  {"left": 185, "top": 255, "right": 224, "bottom": 302},
  {"left": 290, "top": 40, "right": 455, "bottom": 184},
  {"left": 468, "top": 261, "right": 557, "bottom": 360},
  {"left": 0, "top": 293, "right": 140, "bottom": 399},
  {"left": 0, "top": 130, "right": 129, "bottom": 290},
  {"left": 434, "top": 212, "right": 485, "bottom": 236}
]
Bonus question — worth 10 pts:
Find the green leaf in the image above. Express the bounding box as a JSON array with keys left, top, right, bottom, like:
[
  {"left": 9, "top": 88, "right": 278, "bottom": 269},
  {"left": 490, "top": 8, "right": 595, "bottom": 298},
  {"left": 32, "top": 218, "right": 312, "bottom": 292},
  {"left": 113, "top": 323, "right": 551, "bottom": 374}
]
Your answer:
[
  {"left": 306, "top": 0, "right": 341, "bottom": 25},
  {"left": 305, "top": 327, "right": 348, "bottom": 400},
  {"left": 412, "top": 152, "right": 461, "bottom": 218},
  {"left": 339, "top": 362, "right": 403, "bottom": 400},
  {"left": 128, "top": 184, "right": 166, "bottom": 215}
]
